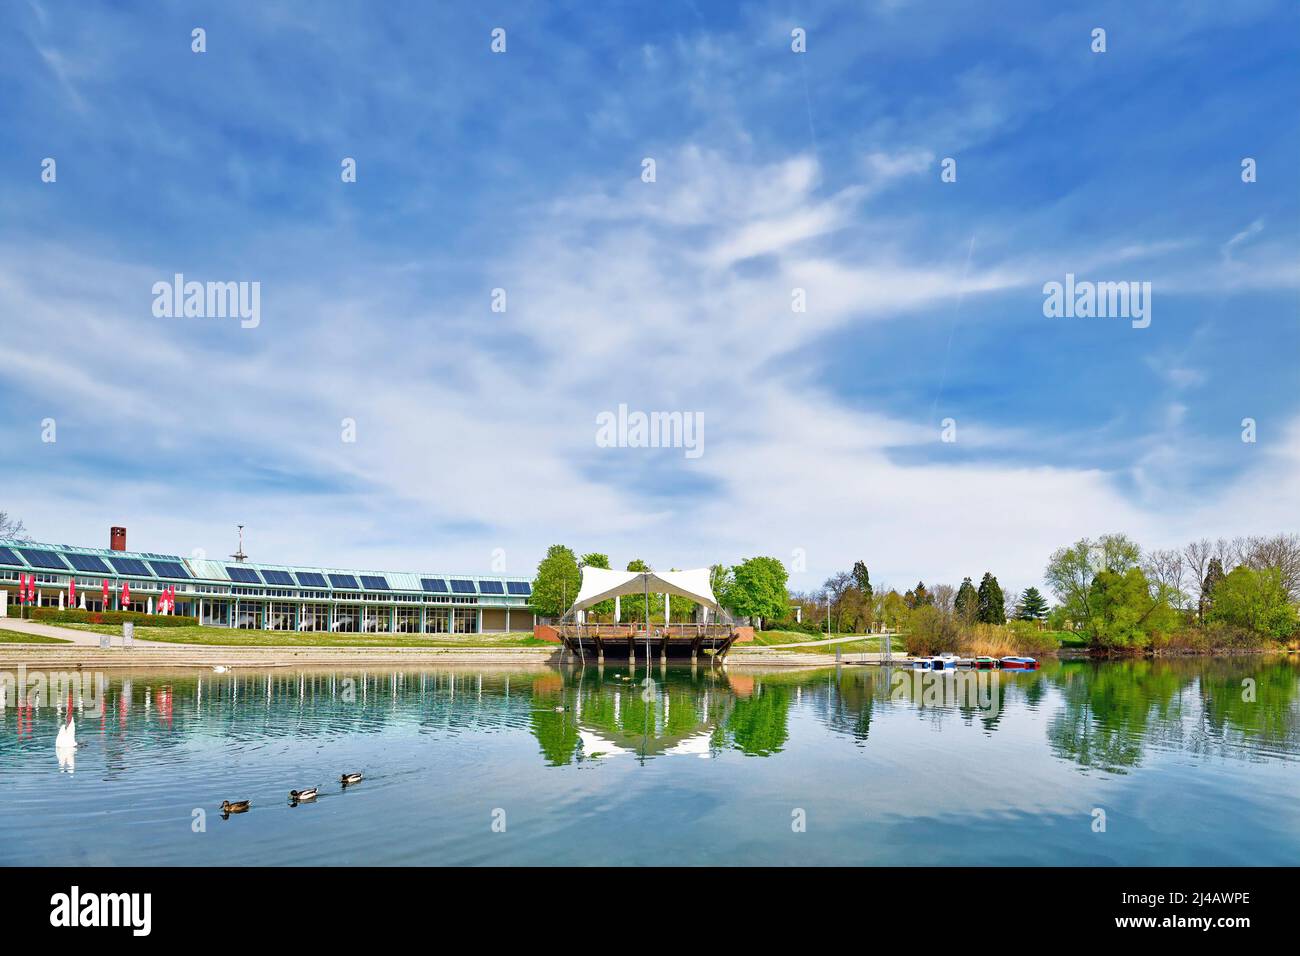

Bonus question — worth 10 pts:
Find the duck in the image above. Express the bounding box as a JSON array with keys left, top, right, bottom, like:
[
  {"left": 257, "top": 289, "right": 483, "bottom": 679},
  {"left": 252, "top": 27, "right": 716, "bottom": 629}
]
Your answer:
[
  {"left": 552, "top": 705, "right": 568, "bottom": 712},
  {"left": 212, "top": 666, "right": 230, "bottom": 674},
  {"left": 220, "top": 800, "right": 250, "bottom": 814},
  {"left": 340, "top": 772, "right": 363, "bottom": 785},
  {"left": 289, "top": 787, "right": 318, "bottom": 801}
]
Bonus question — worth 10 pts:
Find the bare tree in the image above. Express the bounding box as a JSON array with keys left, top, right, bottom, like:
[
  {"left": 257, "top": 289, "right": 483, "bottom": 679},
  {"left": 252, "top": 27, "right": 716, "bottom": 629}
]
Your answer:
[
  {"left": 1144, "top": 548, "right": 1187, "bottom": 609},
  {"left": 931, "top": 583, "right": 956, "bottom": 615},
  {"left": 0, "top": 511, "right": 28, "bottom": 541},
  {"left": 1182, "top": 539, "right": 1212, "bottom": 622},
  {"left": 1240, "top": 533, "right": 1300, "bottom": 601}
]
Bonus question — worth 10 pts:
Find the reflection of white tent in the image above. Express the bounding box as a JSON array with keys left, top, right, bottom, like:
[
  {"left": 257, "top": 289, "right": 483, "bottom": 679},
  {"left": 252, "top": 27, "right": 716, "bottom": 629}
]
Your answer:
[
  {"left": 577, "top": 728, "right": 631, "bottom": 757},
  {"left": 569, "top": 568, "right": 720, "bottom": 614},
  {"left": 664, "top": 730, "right": 714, "bottom": 759}
]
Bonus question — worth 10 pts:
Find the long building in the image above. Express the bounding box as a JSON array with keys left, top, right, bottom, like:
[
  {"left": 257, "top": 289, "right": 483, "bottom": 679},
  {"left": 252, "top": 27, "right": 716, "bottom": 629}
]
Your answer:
[{"left": 0, "top": 528, "right": 535, "bottom": 634}]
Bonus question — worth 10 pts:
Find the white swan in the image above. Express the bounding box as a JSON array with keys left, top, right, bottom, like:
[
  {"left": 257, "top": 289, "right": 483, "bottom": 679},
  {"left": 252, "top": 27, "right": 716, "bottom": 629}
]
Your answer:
[
  {"left": 56, "top": 716, "right": 76, "bottom": 771},
  {"left": 212, "top": 666, "right": 230, "bottom": 674},
  {"left": 55, "top": 716, "right": 76, "bottom": 751}
]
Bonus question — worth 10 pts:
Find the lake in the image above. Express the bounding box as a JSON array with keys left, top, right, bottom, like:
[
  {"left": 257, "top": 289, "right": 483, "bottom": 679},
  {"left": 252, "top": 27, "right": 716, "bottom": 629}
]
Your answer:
[{"left": 2, "top": 657, "right": 1297, "bottom": 865}]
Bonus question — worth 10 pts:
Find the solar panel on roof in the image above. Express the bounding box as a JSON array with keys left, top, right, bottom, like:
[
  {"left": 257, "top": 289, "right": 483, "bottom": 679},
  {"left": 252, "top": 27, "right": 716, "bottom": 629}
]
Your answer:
[
  {"left": 360, "top": 574, "right": 389, "bottom": 590},
  {"left": 0, "top": 546, "right": 20, "bottom": 567},
  {"left": 507, "top": 581, "right": 532, "bottom": 595},
  {"left": 328, "top": 573, "right": 359, "bottom": 589},
  {"left": 295, "top": 572, "right": 328, "bottom": 588},
  {"left": 261, "top": 569, "right": 295, "bottom": 586},
  {"left": 226, "top": 566, "right": 262, "bottom": 584},
  {"left": 18, "top": 548, "right": 71, "bottom": 570},
  {"left": 109, "top": 556, "right": 152, "bottom": 576},
  {"left": 66, "top": 553, "right": 112, "bottom": 574},
  {"left": 477, "top": 580, "right": 504, "bottom": 594},
  {"left": 148, "top": 560, "right": 191, "bottom": 579},
  {"left": 450, "top": 579, "right": 476, "bottom": 594},
  {"left": 420, "top": 578, "right": 448, "bottom": 593}
]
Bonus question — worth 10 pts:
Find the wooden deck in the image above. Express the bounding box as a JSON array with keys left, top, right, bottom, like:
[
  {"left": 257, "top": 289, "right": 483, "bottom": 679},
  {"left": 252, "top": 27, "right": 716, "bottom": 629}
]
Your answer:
[{"left": 556, "top": 623, "right": 739, "bottom": 662}]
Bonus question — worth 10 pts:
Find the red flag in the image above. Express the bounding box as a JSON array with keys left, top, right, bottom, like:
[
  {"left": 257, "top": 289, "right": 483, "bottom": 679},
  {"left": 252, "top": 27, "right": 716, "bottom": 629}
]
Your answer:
[
  {"left": 68, "top": 577, "right": 76, "bottom": 606},
  {"left": 19, "top": 574, "right": 27, "bottom": 604},
  {"left": 24, "top": 573, "right": 34, "bottom": 605},
  {"left": 168, "top": 586, "right": 176, "bottom": 613},
  {"left": 121, "top": 581, "right": 130, "bottom": 610},
  {"left": 102, "top": 579, "right": 110, "bottom": 607}
]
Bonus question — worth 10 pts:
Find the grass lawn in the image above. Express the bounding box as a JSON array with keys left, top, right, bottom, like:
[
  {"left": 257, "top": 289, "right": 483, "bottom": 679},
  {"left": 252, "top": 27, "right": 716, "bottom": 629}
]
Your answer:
[
  {"left": 0, "top": 627, "right": 71, "bottom": 644},
  {"left": 747, "top": 631, "right": 904, "bottom": 654},
  {"left": 1051, "top": 630, "right": 1089, "bottom": 649},
  {"left": 59, "top": 623, "right": 554, "bottom": 648}
]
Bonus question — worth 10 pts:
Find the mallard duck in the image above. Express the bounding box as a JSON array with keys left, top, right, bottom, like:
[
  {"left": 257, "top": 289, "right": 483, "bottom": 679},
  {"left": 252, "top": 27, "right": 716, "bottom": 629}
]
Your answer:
[
  {"left": 340, "top": 772, "right": 363, "bottom": 785},
  {"left": 289, "top": 787, "right": 318, "bottom": 801},
  {"left": 552, "top": 705, "right": 567, "bottom": 712},
  {"left": 220, "top": 800, "right": 250, "bottom": 813}
]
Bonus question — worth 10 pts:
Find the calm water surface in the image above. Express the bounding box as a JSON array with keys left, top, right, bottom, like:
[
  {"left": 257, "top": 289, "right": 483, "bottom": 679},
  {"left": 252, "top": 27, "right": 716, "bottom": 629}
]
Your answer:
[{"left": 2, "top": 658, "right": 1297, "bottom": 865}]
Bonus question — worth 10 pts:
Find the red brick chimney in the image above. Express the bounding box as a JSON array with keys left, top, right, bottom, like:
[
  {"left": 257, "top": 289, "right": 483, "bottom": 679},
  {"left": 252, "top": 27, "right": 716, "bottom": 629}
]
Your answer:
[{"left": 110, "top": 526, "right": 127, "bottom": 551}]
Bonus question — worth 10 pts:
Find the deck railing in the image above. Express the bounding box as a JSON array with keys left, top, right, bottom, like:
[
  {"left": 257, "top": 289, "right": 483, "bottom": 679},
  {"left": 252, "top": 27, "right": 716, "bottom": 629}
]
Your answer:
[{"left": 557, "top": 622, "right": 734, "bottom": 639}]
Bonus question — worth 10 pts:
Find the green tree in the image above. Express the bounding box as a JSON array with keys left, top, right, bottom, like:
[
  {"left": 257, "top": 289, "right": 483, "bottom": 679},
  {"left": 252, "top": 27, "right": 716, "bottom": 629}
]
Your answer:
[
  {"left": 878, "top": 589, "right": 907, "bottom": 630},
  {"left": 729, "top": 557, "right": 789, "bottom": 627},
  {"left": 531, "top": 545, "right": 581, "bottom": 618},
  {"left": 1200, "top": 557, "right": 1226, "bottom": 620},
  {"left": 954, "top": 577, "right": 978, "bottom": 622},
  {"left": 1098, "top": 533, "right": 1142, "bottom": 572},
  {"left": 1086, "top": 567, "right": 1177, "bottom": 650},
  {"left": 976, "top": 572, "right": 1005, "bottom": 623},
  {"left": 579, "top": 552, "right": 614, "bottom": 620},
  {"left": 1208, "top": 566, "right": 1298, "bottom": 641},
  {"left": 709, "top": 564, "right": 734, "bottom": 613},
  {"left": 1045, "top": 539, "right": 1098, "bottom": 631},
  {"left": 1017, "top": 586, "right": 1049, "bottom": 621},
  {"left": 851, "top": 561, "right": 872, "bottom": 599}
]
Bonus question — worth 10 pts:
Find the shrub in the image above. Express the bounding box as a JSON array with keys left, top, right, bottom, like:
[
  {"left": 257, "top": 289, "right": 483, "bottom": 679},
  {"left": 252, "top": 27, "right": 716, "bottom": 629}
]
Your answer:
[
  {"left": 30, "top": 608, "right": 195, "bottom": 628},
  {"left": 904, "top": 605, "right": 962, "bottom": 656}
]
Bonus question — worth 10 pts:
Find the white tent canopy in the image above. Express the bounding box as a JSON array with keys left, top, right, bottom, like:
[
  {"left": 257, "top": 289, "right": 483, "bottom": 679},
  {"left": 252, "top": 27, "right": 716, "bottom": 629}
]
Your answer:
[{"left": 569, "top": 567, "right": 720, "bottom": 614}]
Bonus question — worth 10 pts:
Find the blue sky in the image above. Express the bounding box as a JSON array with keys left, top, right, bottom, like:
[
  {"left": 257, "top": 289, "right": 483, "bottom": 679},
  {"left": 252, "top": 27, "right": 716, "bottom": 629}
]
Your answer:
[{"left": 1, "top": 0, "right": 1297, "bottom": 595}]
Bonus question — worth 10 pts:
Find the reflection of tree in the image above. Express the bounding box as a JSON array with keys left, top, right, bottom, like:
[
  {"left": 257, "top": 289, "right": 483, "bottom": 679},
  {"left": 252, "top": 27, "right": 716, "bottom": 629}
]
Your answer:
[
  {"left": 1195, "top": 659, "right": 1300, "bottom": 754},
  {"left": 1046, "top": 661, "right": 1193, "bottom": 772},
  {"left": 826, "top": 671, "right": 874, "bottom": 743},
  {"left": 721, "top": 683, "right": 791, "bottom": 756}
]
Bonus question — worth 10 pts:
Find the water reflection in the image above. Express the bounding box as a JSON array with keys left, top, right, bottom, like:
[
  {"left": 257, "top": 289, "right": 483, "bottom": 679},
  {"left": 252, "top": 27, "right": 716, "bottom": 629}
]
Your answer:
[{"left": 1, "top": 657, "right": 1298, "bottom": 866}]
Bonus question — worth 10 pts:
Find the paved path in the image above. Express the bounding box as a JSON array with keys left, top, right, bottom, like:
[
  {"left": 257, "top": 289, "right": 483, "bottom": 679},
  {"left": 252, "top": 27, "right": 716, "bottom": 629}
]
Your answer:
[
  {"left": 0, "top": 618, "right": 172, "bottom": 647},
  {"left": 741, "top": 633, "right": 898, "bottom": 650}
]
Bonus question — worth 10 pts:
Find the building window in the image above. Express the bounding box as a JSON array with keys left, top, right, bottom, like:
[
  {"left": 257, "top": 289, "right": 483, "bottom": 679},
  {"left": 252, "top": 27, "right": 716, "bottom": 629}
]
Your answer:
[
  {"left": 269, "top": 602, "right": 295, "bottom": 631},
  {"left": 299, "top": 604, "right": 327, "bottom": 631},
  {"left": 333, "top": 605, "right": 360, "bottom": 633}
]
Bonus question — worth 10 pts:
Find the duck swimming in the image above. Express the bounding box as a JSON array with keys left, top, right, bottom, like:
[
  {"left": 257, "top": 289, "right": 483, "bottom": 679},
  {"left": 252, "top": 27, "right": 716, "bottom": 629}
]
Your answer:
[
  {"left": 220, "top": 800, "right": 250, "bottom": 814},
  {"left": 340, "top": 772, "right": 363, "bottom": 785},
  {"left": 289, "top": 787, "right": 318, "bottom": 801}
]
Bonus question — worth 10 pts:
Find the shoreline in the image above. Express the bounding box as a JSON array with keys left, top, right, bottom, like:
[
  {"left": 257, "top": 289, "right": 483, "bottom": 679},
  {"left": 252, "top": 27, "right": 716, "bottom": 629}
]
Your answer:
[
  {"left": 0, "top": 644, "right": 841, "bottom": 669},
  {"left": 0, "top": 643, "right": 1290, "bottom": 670}
]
